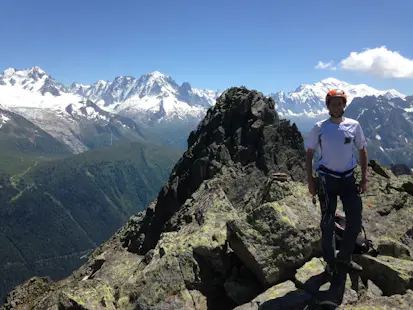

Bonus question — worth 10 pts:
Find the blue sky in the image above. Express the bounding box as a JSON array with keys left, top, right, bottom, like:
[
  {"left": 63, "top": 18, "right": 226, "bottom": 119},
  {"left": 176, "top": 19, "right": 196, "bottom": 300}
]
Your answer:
[{"left": 1, "top": 0, "right": 412, "bottom": 95}]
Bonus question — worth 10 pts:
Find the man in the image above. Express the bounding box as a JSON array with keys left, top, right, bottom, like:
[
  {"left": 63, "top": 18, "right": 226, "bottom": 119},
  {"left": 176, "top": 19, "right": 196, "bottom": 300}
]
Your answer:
[{"left": 305, "top": 89, "right": 368, "bottom": 274}]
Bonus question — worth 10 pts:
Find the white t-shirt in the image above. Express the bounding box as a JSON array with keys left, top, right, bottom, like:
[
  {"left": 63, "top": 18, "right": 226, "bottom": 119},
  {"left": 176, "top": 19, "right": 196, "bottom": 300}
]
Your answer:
[{"left": 305, "top": 117, "right": 367, "bottom": 173}]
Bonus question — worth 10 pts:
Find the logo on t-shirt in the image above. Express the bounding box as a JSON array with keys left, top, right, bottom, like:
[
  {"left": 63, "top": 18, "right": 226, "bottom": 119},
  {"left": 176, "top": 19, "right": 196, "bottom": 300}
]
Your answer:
[{"left": 344, "top": 137, "right": 352, "bottom": 144}]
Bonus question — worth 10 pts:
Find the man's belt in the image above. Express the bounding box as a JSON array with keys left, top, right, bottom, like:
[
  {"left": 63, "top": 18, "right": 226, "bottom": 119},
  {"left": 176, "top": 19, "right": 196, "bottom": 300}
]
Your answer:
[{"left": 317, "top": 165, "right": 355, "bottom": 178}]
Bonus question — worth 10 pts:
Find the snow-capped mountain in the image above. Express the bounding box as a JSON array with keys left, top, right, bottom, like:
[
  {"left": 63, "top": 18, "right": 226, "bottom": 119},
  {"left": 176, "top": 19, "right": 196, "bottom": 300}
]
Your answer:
[
  {"left": 68, "top": 71, "right": 220, "bottom": 122},
  {"left": 0, "top": 66, "right": 221, "bottom": 151},
  {"left": 0, "top": 66, "right": 67, "bottom": 96},
  {"left": 271, "top": 77, "right": 405, "bottom": 117},
  {"left": 67, "top": 70, "right": 221, "bottom": 147}
]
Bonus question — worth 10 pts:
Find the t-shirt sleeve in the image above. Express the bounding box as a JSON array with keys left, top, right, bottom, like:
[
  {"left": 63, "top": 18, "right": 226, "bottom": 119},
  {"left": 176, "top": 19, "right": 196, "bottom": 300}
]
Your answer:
[
  {"left": 354, "top": 122, "right": 367, "bottom": 150},
  {"left": 304, "top": 124, "right": 320, "bottom": 151}
]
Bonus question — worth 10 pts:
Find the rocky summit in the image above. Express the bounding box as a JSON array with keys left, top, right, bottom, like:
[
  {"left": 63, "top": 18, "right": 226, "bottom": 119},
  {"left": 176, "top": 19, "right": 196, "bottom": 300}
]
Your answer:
[{"left": 2, "top": 87, "right": 413, "bottom": 309}]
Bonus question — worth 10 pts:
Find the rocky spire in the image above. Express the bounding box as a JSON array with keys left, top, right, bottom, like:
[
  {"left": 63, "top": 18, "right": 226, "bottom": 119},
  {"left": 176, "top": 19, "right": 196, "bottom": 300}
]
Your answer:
[{"left": 123, "top": 87, "right": 307, "bottom": 254}]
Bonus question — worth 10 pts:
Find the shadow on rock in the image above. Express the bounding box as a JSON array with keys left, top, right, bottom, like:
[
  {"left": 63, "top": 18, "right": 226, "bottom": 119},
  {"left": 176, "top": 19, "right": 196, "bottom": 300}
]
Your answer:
[
  {"left": 257, "top": 290, "right": 312, "bottom": 310},
  {"left": 300, "top": 272, "right": 327, "bottom": 295},
  {"left": 316, "top": 270, "right": 347, "bottom": 306},
  {"left": 298, "top": 270, "right": 358, "bottom": 309}
]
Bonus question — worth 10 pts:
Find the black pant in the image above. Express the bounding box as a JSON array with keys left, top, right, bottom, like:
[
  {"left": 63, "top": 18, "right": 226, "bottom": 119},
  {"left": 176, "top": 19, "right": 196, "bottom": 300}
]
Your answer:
[{"left": 317, "top": 172, "right": 363, "bottom": 267}]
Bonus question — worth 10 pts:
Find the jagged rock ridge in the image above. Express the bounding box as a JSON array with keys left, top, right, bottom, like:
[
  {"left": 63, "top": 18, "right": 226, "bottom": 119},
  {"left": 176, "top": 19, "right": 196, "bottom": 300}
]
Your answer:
[
  {"left": 126, "top": 86, "right": 307, "bottom": 255},
  {"left": 2, "top": 87, "right": 413, "bottom": 309}
]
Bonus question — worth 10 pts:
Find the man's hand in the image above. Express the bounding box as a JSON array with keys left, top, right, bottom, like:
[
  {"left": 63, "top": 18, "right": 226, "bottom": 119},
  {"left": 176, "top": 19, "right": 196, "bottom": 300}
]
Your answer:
[{"left": 359, "top": 177, "right": 368, "bottom": 194}]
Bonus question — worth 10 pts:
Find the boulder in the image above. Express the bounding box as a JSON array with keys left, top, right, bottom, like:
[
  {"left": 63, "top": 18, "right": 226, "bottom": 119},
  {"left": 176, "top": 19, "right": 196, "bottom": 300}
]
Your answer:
[
  {"left": 121, "top": 252, "right": 205, "bottom": 310},
  {"left": 159, "top": 181, "right": 238, "bottom": 266},
  {"left": 294, "top": 257, "right": 326, "bottom": 290},
  {"left": 401, "top": 226, "right": 413, "bottom": 251},
  {"left": 391, "top": 164, "right": 412, "bottom": 176},
  {"left": 376, "top": 237, "right": 413, "bottom": 260},
  {"left": 343, "top": 289, "right": 413, "bottom": 309},
  {"left": 228, "top": 181, "right": 321, "bottom": 286},
  {"left": 355, "top": 255, "right": 413, "bottom": 295},
  {"left": 58, "top": 280, "right": 116, "bottom": 310},
  {"left": 351, "top": 162, "right": 413, "bottom": 247}
]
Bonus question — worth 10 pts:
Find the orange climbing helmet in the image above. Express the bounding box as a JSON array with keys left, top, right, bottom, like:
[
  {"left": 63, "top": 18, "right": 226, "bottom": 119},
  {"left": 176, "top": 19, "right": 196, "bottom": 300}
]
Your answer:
[{"left": 326, "top": 89, "right": 347, "bottom": 105}]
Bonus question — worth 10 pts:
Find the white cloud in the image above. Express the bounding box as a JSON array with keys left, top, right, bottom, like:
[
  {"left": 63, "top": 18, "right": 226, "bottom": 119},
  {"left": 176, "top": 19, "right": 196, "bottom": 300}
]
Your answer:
[
  {"left": 315, "top": 61, "right": 336, "bottom": 70},
  {"left": 340, "top": 46, "right": 413, "bottom": 78},
  {"left": 316, "top": 46, "right": 413, "bottom": 78}
]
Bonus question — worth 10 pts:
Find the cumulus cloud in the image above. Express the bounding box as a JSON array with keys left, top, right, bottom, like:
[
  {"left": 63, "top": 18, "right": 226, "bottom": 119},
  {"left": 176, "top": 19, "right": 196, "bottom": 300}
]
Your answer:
[
  {"left": 316, "top": 46, "right": 413, "bottom": 78},
  {"left": 315, "top": 61, "right": 337, "bottom": 70}
]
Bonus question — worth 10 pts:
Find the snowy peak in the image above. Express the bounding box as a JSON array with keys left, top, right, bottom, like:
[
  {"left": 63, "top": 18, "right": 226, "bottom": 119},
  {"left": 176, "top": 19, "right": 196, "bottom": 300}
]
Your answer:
[
  {"left": 381, "top": 89, "right": 406, "bottom": 100},
  {"left": 97, "top": 76, "right": 138, "bottom": 106},
  {"left": 293, "top": 78, "right": 345, "bottom": 93},
  {"left": 179, "top": 81, "right": 192, "bottom": 95},
  {"left": 69, "top": 82, "right": 90, "bottom": 95},
  {"left": 135, "top": 71, "right": 179, "bottom": 97},
  {"left": 2, "top": 68, "right": 17, "bottom": 78},
  {"left": 318, "top": 77, "right": 349, "bottom": 88},
  {"left": 320, "top": 77, "right": 342, "bottom": 84},
  {"left": 141, "top": 71, "right": 168, "bottom": 80},
  {"left": 139, "top": 71, "right": 172, "bottom": 84},
  {"left": 1, "top": 66, "right": 48, "bottom": 90},
  {"left": 84, "top": 80, "right": 112, "bottom": 102},
  {"left": 27, "top": 66, "right": 47, "bottom": 80},
  {"left": 0, "top": 66, "right": 65, "bottom": 95}
]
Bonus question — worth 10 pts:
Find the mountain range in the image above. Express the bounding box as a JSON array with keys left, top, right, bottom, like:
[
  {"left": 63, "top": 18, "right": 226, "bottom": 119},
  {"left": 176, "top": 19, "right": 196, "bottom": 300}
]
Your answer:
[
  {"left": 1, "top": 67, "right": 408, "bottom": 147},
  {"left": 0, "top": 67, "right": 205, "bottom": 152},
  {"left": 271, "top": 77, "right": 405, "bottom": 117},
  {"left": 1, "top": 66, "right": 413, "bottom": 168}
]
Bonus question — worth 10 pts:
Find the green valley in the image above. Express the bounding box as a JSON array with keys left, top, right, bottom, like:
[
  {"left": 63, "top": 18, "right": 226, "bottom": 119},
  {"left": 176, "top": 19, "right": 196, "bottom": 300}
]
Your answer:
[{"left": 0, "top": 141, "right": 183, "bottom": 302}]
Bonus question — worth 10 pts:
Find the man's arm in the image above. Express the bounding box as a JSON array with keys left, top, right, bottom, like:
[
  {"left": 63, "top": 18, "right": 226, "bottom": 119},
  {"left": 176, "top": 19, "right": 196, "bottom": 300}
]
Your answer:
[
  {"left": 304, "top": 124, "right": 319, "bottom": 196},
  {"left": 306, "top": 148, "right": 315, "bottom": 181},
  {"left": 358, "top": 147, "right": 368, "bottom": 194},
  {"left": 359, "top": 147, "right": 368, "bottom": 181},
  {"left": 354, "top": 122, "right": 368, "bottom": 189},
  {"left": 306, "top": 148, "right": 317, "bottom": 196}
]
